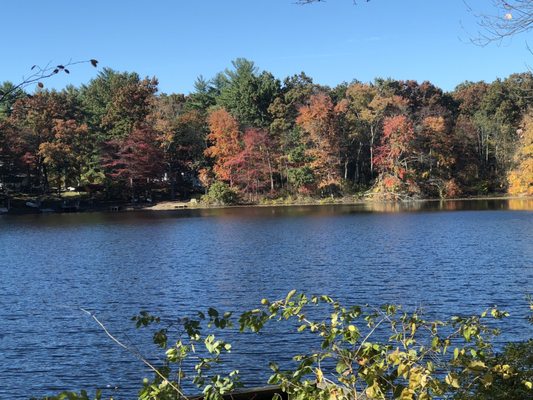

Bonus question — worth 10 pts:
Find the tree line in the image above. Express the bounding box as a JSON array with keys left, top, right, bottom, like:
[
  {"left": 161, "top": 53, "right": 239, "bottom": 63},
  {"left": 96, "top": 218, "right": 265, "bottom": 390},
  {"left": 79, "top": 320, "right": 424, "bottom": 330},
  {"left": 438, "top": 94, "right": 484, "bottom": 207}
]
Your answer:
[{"left": 0, "top": 58, "right": 531, "bottom": 204}]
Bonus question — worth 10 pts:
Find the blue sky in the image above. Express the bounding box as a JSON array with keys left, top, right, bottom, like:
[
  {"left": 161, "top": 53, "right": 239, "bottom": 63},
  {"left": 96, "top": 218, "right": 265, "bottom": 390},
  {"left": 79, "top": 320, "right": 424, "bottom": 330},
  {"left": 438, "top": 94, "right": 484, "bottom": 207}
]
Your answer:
[{"left": 3, "top": 0, "right": 531, "bottom": 94}]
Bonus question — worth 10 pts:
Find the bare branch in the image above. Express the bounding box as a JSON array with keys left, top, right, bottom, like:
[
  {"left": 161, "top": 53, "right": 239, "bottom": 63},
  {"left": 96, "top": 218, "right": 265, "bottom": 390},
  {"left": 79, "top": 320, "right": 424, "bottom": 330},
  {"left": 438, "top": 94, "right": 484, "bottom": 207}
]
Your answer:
[
  {"left": 79, "top": 307, "right": 189, "bottom": 400},
  {"left": 0, "top": 59, "right": 98, "bottom": 105},
  {"left": 467, "top": 0, "right": 533, "bottom": 45}
]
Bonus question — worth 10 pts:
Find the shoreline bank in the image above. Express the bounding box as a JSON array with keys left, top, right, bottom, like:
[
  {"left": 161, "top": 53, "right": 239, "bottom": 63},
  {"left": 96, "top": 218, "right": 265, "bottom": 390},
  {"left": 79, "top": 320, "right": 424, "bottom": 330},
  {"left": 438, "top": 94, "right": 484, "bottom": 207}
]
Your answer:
[
  {"left": 1, "top": 194, "right": 532, "bottom": 216},
  {"left": 143, "top": 195, "right": 533, "bottom": 211}
]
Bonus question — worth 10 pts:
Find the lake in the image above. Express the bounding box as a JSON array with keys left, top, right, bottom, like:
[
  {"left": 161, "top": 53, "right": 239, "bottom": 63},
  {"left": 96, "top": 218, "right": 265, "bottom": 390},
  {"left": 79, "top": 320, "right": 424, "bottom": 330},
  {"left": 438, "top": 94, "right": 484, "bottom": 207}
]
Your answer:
[{"left": 0, "top": 199, "right": 532, "bottom": 399}]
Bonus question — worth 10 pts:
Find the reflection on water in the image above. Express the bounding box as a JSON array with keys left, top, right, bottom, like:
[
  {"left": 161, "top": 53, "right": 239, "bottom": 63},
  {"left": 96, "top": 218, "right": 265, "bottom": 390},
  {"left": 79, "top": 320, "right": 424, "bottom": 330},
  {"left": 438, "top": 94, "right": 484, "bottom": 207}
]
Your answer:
[
  {"left": 507, "top": 198, "right": 533, "bottom": 210},
  {"left": 184, "top": 197, "right": 533, "bottom": 216},
  {"left": 0, "top": 199, "right": 531, "bottom": 399}
]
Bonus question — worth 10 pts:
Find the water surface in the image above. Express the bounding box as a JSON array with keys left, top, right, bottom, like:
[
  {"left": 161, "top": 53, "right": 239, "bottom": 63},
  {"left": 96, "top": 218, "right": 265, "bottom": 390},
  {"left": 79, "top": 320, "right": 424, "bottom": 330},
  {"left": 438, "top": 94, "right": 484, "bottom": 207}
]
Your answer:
[{"left": 0, "top": 199, "right": 532, "bottom": 398}]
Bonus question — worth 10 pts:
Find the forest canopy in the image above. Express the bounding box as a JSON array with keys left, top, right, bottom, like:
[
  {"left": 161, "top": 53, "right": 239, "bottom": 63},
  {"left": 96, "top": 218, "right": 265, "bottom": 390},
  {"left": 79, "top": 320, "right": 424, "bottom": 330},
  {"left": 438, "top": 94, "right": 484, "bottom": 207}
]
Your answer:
[{"left": 1, "top": 61, "right": 532, "bottom": 204}]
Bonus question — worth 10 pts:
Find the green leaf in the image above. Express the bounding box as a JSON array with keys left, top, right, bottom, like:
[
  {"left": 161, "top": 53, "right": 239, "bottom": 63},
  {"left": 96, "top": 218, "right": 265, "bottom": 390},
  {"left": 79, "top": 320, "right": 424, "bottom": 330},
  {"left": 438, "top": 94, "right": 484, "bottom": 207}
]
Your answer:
[
  {"left": 336, "top": 360, "right": 348, "bottom": 374},
  {"left": 285, "top": 289, "right": 297, "bottom": 304}
]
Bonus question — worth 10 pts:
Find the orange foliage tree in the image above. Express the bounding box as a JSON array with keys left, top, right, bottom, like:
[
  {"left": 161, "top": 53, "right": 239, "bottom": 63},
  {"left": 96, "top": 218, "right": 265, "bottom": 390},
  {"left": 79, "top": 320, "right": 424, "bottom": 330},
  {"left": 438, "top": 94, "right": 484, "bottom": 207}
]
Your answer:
[
  {"left": 373, "top": 115, "right": 419, "bottom": 198},
  {"left": 204, "top": 108, "right": 242, "bottom": 187},
  {"left": 296, "top": 92, "right": 342, "bottom": 193},
  {"left": 8, "top": 91, "right": 79, "bottom": 192},
  {"left": 38, "top": 119, "right": 90, "bottom": 190},
  {"left": 418, "top": 116, "right": 460, "bottom": 198}
]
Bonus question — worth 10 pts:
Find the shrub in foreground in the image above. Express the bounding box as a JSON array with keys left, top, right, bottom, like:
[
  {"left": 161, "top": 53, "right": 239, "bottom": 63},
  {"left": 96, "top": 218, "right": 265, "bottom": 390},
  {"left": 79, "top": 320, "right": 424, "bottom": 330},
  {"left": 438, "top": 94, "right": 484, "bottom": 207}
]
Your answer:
[{"left": 40, "top": 292, "right": 532, "bottom": 400}]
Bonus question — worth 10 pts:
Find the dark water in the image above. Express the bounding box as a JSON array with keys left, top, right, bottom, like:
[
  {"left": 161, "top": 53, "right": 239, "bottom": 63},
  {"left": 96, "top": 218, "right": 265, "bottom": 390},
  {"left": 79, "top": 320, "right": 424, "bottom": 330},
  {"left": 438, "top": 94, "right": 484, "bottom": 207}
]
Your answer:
[{"left": 0, "top": 199, "right": 532, "bottom": 399}]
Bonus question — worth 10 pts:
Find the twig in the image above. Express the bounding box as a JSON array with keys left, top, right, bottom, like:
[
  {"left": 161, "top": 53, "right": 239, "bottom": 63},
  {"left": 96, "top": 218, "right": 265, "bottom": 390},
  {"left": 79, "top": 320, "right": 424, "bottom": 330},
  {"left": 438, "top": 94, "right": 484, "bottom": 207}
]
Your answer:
[
  {"left": 79, "top": 307, "right": 189, "bottom": 400},
  {"left": 0, "top": 59, "right": 98, "bottom": 104}
]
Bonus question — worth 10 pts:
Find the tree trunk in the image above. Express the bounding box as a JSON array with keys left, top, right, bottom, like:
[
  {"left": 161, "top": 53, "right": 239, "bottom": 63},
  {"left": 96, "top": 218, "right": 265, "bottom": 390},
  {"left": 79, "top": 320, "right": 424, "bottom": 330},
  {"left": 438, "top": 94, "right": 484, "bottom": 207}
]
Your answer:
[
  {"left": 169, "top": 165, "right": 176, "bottom": 200},
  {"left": 370, "top": 126, "right": 375, "bottom": 177},
  {"left": 344, "top": 160, "right": 349, "bottom": 180},
  {"left": 267, "top": 152, "right": 274, "bottom": 192},
  {"left": 355, "top": 142, "right": 363, "bottom": 183},
  {"left": 42, "top": 163, "right": 49, "bottom": 194}
]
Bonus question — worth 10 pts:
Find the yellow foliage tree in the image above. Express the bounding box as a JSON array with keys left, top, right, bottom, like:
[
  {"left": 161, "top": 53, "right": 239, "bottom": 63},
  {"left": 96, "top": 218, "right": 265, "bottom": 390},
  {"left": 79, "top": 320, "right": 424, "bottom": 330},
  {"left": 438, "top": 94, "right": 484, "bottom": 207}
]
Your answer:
[{"left": 508, "top": 111, "right": 533, "bottom": 196}]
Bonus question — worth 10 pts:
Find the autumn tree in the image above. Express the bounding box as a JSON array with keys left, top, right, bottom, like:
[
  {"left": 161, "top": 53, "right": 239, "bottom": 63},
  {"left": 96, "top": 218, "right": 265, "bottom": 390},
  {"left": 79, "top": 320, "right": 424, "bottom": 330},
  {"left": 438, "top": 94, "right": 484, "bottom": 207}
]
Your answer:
[
  {"left": 204, "top": 108, "right": 242, "bottom": 187},
  {"left": 101, "top": 125, "right": 164, "bottom": 200},
  {"left": 344, "top": 82, "right": 408, "bottom": 178},
  {"left": 508, "top": 110, "right": 533, "bottom": 195},
  {"left": 227, "top": 128, "right": 274, "bottom": 200},
  {"left": 296, "top": 92, "right": 342, "bottom": 194},
  {"left": 417, "top": 116, "right": 460, "bottom": 198},
  {"left": 372, "top": 115, "right": 419, "bottom": 199},
  {"left": 269, "top": 73, "right": 317, "bottom": 135},
  {"left": 8, "top": 91, "right": 75, "bottom": 192},
  {"left": 38, "top": 119, "right": 90, "bottom": 191}
]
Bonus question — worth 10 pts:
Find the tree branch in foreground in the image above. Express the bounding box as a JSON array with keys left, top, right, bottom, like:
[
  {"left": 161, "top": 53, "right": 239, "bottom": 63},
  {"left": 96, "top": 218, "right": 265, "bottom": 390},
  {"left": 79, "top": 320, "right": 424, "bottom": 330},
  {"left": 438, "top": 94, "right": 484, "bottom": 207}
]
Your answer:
[{"left": 0, "top": 59, "right": 99, "bottom": 104}]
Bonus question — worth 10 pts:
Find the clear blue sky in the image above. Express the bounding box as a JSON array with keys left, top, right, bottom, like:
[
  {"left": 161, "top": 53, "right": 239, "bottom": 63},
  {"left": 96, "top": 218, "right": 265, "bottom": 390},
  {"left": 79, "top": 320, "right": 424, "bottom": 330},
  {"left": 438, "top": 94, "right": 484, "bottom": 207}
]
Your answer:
[{"left": 3, "top": 0, "right": 531, "bottom": 94}]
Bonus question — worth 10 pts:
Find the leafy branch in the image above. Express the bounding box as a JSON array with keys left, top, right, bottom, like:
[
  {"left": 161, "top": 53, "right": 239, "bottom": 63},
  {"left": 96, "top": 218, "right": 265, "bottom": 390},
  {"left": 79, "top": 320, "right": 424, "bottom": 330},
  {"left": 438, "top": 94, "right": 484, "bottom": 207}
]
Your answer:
[{"left": 40, "top": 292, "right": 533, "bottom": 399}]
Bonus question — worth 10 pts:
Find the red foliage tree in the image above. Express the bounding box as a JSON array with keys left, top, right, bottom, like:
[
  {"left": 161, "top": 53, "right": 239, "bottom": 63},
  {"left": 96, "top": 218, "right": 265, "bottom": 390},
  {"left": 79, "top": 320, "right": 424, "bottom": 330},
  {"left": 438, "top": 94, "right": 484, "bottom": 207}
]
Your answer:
[
  {"left": 102, "top": 125, "right": 164, "bottom": 199},
  {"left": 227, "top": 128, "right": 274, "bottom": 200},
  {"left": 374, "top": 115, "right": 415, "bottom": 174}
]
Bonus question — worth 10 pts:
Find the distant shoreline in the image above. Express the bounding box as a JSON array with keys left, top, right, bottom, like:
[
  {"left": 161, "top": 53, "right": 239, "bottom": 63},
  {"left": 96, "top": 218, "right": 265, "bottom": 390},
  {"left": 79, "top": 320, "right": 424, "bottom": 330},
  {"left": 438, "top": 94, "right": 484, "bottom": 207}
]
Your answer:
[
  {"left": 1, "top": 194, "right": 531, "bottom": 216},
  {"left": 140, "top": 194, "right": 533, "bottom": 212}
]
